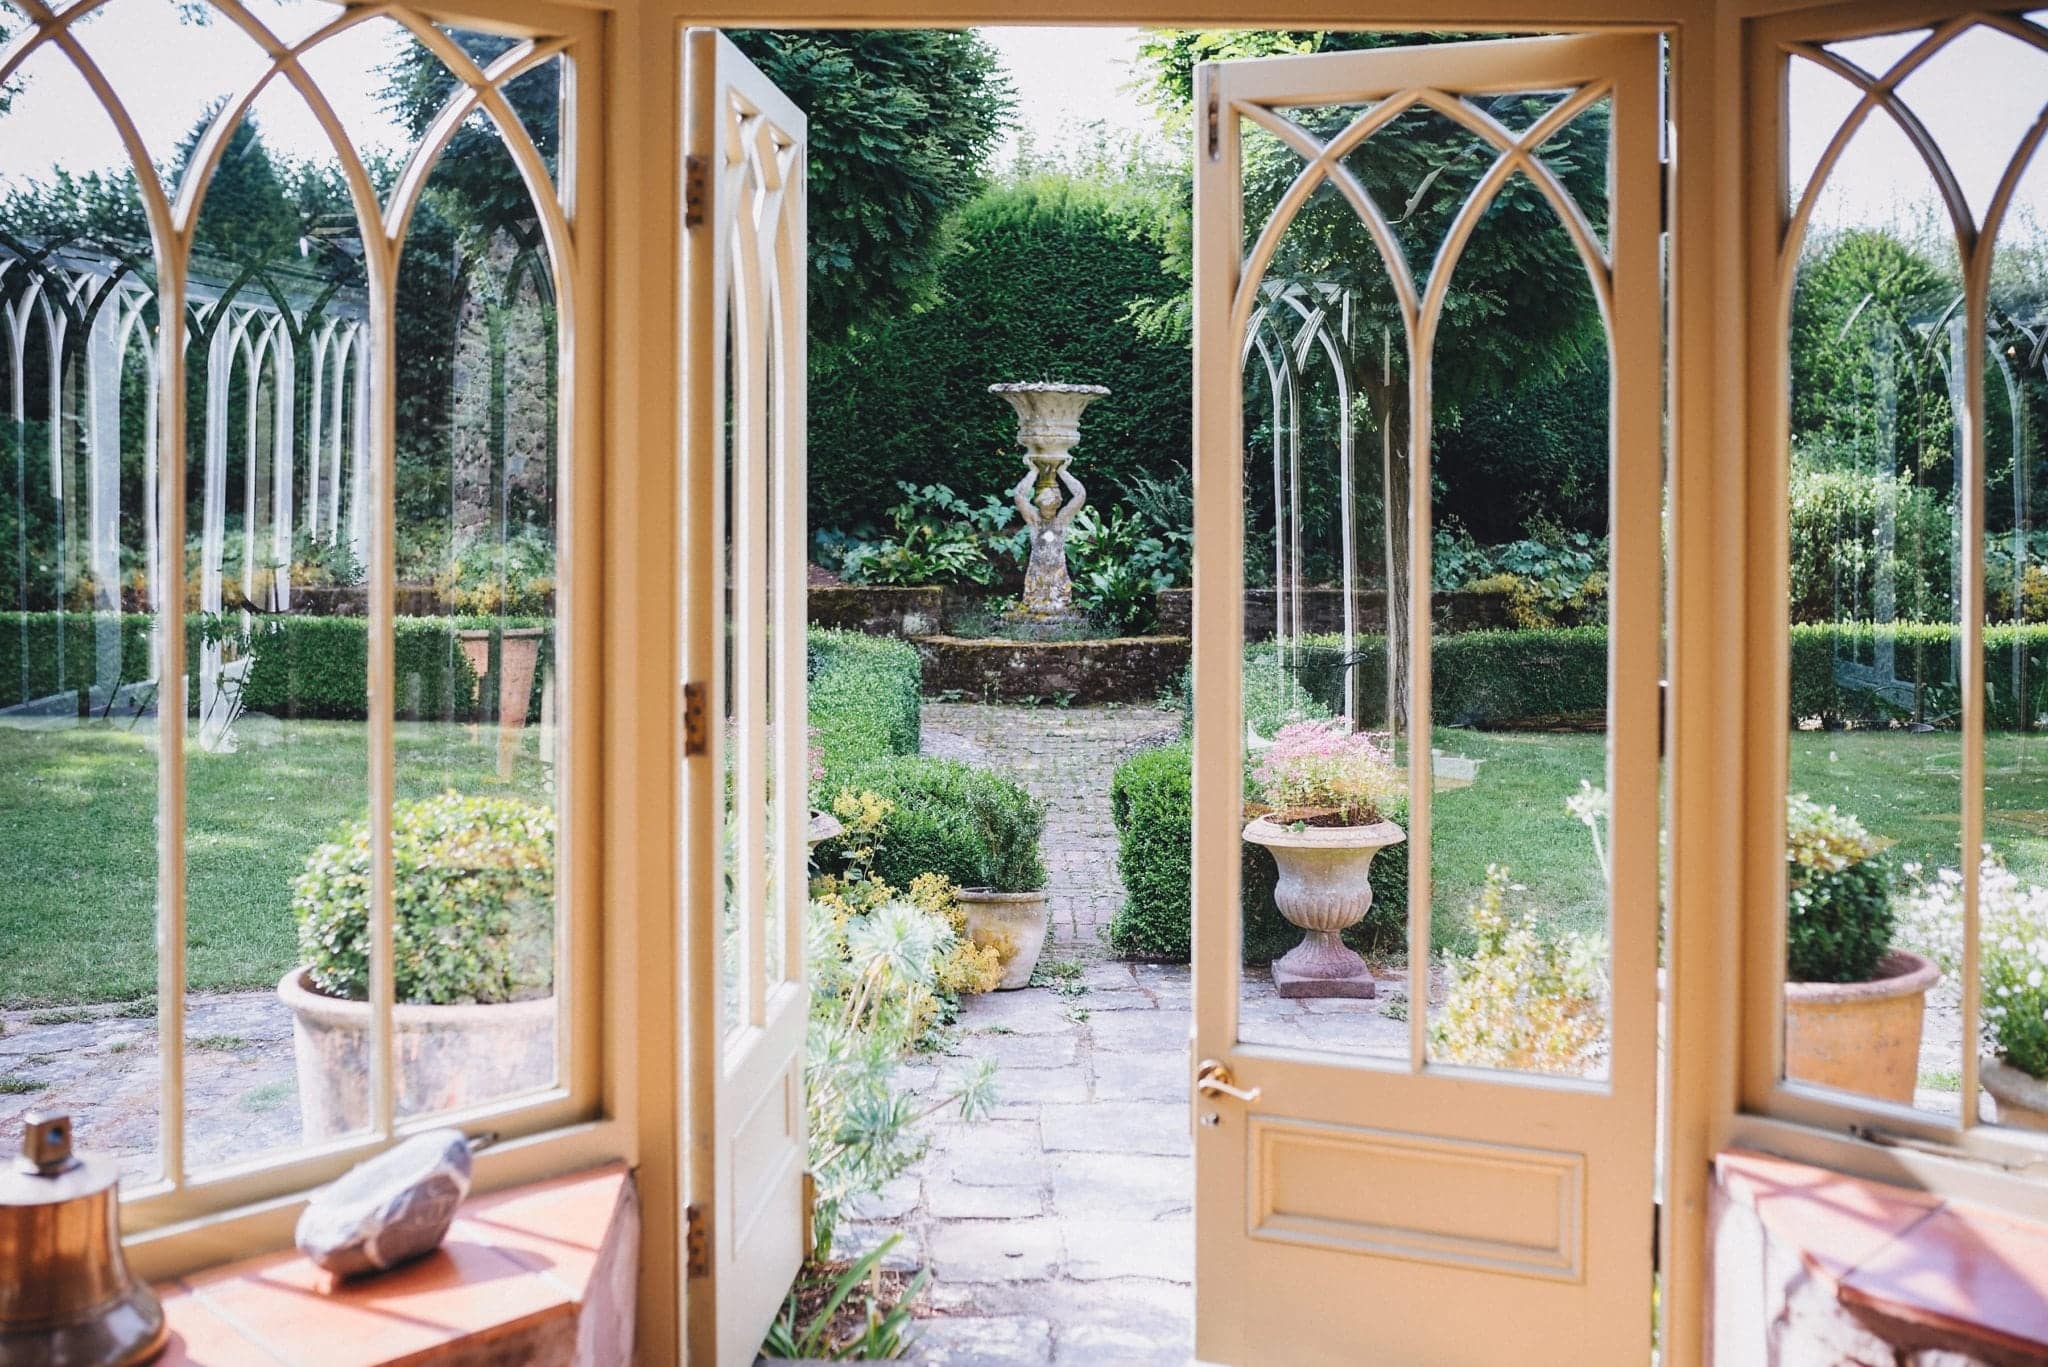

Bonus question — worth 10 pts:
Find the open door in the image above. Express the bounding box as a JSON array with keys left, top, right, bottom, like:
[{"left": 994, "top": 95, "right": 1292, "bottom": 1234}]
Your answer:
[
  {"left": 1191, "top": 34, "right": 1663, "bottom": 1365},
  {"left": 681, "top": 29, "right": 810, "bottom": 1367}
]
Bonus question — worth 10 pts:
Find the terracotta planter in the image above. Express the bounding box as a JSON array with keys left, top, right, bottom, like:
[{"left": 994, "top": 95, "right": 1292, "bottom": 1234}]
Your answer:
[
  {"left": 956, "top": 889, "right": 1051, "bottom": 991},
  {"left": 1784, "top": 950, "right": 1940, "bottom": 1104},
  {"left": 1243, "top": 815, "right": 1405, "bottom": 998},
  {"left": 279, "top": 968, "right": 555, "bottom": 1141},
  {"left": 1982, "top": 1056, "right": 2048, "bottom": 1132}
]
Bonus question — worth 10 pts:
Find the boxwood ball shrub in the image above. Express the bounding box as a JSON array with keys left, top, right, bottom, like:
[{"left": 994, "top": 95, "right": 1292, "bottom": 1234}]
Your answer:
[
  {"left": 293, "top": 791, "right": 556, "bottom": 1005},
  {"left": 1784, "top": 794, "right": 1893, "bottom": 984},
  {"left": 827, "top": 755, "right": 1045, "bottom": 894},
  {"left": 807, "top": 629, "right": 922, "bottom": 784},
  {"left": 1109, "top": 742, "right": 1409, "bottom": 960}
]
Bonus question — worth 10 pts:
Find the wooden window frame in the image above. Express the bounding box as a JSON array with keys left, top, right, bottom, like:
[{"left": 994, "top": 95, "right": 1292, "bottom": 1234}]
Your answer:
[{"left": 1726, "top": 0, "right": 2048, "bottom": 1220}]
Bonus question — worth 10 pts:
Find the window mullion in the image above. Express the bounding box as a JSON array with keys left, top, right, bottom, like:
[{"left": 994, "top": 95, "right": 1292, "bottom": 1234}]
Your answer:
[
  {"left": 158, "top": 250, "right": 190, "bottom": 1192},
  {"left": 1959, "top": 241, "right": 1991, "bottom": 1132},
  {"left": 368, "top": 231, "right": 400, "bottom": 1140}
]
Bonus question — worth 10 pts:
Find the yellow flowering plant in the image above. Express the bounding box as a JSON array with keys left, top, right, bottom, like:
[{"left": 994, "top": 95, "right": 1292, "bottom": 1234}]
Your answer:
[{"left": 1430, "top": 865, "right": 1607, "bottom": 1076}]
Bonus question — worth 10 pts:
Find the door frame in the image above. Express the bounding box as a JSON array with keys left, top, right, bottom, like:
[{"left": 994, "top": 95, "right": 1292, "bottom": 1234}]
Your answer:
[{"left": 576, "top": 1, "right": 1741, "bottom": 1361}]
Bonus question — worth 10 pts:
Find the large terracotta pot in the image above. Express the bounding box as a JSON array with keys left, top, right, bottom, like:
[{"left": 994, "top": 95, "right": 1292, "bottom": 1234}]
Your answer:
[
  {"left": 279, "top": 968, "right": 555, "bottom": 1141},
  {"left": 956, "top": 889, "right": 1051, "bottom": 991},
  {"left": 1784, "top": 950, "right": 1940, "bottom": 1103},
  {"left": 1983, "top": 1056, "right": 2048, "bottom": 1132},
  {"left": 1242, "top": 815, "right": 1405, "bottom": 999}
]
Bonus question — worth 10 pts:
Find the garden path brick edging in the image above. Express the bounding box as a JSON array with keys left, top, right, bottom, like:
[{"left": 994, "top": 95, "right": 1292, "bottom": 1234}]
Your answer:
[{"left": 914, "top": 636, "right": 1190, "bottom": 706}]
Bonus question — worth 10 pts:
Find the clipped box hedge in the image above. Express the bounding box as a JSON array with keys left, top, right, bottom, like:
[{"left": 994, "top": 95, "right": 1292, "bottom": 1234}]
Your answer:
[
  {"left": 0, "top": 610, "right": 487, "bottom": 720},
  {"left": 807, "top": 628, "right": 922, "bottom": 782},
  {"left": 824, "top": 753, "right": 1045, "bottom": 893},
  {"left": 1108, "top": 740, "right": 1409, "bottom": 962}
]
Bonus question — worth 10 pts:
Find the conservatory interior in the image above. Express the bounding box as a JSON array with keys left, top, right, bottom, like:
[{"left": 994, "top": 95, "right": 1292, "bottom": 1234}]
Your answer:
[{"left": 1, "top": 0, "right": 2047, "bottom": 1365}]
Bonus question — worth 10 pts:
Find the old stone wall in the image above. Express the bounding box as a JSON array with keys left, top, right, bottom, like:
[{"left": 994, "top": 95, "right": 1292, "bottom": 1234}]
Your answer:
[
  {"left": 1154, "top": 587, "right": 1517, "bottom": 639},
  {"left": 913, "top": 635, "right": 1189, "bottom": 705}
]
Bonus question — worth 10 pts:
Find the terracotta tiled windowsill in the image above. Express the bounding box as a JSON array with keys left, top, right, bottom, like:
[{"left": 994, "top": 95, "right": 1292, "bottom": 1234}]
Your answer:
[
  {"left": 1716, "top": 1149, "right": 2048, "bottom": 1363},
  {"left": 156, "top": 1163, "right": 637, "bottom": 1367}
]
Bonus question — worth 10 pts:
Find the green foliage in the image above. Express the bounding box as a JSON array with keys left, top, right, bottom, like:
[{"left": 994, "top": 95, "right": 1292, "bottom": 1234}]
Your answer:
[
  {"left": 1788, "top": 451, "right": 1952, "bottom": 624},
  {"left": 837, "top": 482, "right": 1005, "bottom": 587},
  {"left": 810, "top": 175, "right": 1191, "bottom": 532},
  {"left": 823, "top": 756, "right": 1045, "bottom": 894},
  {"left": 807, "top": 630, "right": 922, "bottom": 782},
  {"left": 438, "top": 528, "right": 556, "bottom": 616},
  {"left": 1789, "top": 621, "right": 2048, "bottom": 728},
  {"left": 1897, "top": 854, "right": 2048, "bottom": 1080},
  {"left": 293, "top": 791, "right": 554, "bottom": 1005},
  {"left": 728, "top": 30, "right": 1015, "bottom": 340},
  {"left": 1429, "top": 864, "right": 1606, "bottom": 1074},
  {"left": 1784, "top": 795, "right": 1894, "bottom": 985},
  {"left": 1107, "top": 741, "right": 1409, "bottom": 960},
  {"left": 761, "top": 1235, "right": 928, "bottom": 1360},
  {"left": 803, "top": 895, "right": 996, "bottom": 1261}
]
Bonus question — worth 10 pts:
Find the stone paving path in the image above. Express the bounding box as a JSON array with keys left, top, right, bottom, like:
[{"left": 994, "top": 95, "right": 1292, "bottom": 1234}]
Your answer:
[{"left": 826, "top": 702, "right": 1401, "bottom": 1365}]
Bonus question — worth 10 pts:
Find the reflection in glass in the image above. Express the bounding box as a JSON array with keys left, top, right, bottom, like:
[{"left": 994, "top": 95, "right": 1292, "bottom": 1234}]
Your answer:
[{"left": 1231, "top": 93, "right": 1618, "bottom": 1079}]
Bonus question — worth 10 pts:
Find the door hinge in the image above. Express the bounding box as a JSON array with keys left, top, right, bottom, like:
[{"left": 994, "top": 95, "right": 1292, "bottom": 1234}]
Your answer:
[
  {"left": 684, "top": 153, "right": 709, "bottom": 228},
  {"left": 1651, "top": 1196, "right": 1662, "bottom": 1275},
  {"left": 683, "top": 680, "right": 709, "bottom": 756},
  {"left": 1658, "top": 157, "right": 1671, "bottom": 234},
  {"left": 801, "top": 1170, "right": 818, "bottom": 1259},
  {"left": 1206, "top": 89, "right": 1221, "bottom": 162},
  {"left": 685, "top": 1201, "right": 710, "bottom": 1278}
]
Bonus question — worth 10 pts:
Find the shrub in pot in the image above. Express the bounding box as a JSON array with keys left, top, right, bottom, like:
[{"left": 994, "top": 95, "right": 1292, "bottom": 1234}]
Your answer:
[
  {"left": 1897, "top": 853, "right": 2048, "bottom": 1129},
  {"left": 1242, "top": 719, "right": 1405, "bottom": 998},
  {"left": 1783, "top": 795, "right": 1936, "bottom": 1104},
  {"left": 283, "top": 791, "right": 555, "bottom": 1139},
  {"left": 823, "top": 756, "right": 1049, "bottom": 989}
]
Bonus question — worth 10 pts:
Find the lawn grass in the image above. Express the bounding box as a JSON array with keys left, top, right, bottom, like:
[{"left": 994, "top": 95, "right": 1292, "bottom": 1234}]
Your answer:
[{"left": 1, "top": 717, "right": 550, "bottom": 1006}]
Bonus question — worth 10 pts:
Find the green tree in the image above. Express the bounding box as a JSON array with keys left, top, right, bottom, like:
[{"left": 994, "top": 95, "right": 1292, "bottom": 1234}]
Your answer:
[{"left": 727, "top": 30, "right": 1014, "bottom": 339}]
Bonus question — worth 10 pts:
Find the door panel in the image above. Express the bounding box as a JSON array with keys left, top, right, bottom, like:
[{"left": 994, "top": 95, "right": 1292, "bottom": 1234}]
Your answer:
[
  {"left": 1192, "top": 34, "right": 1662, "bottom": 1365},
  {"left": 682, "top": 28, "right": 809, "bottom": 1367}
]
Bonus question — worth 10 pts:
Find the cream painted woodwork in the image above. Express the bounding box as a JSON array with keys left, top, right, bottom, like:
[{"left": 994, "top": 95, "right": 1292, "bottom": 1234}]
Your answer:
[
  {"left": 679, "top": 29, "right": 811, "bottom": 1367},
  {"left": 1191, "top": 34, "right": 1665, "bottom": 1365}
]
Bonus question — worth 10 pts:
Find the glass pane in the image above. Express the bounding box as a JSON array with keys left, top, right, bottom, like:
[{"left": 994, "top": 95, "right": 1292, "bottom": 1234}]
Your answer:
[
  {"left": 1419, "top": 115, "right": 1615, "bottom": 1082},
  {"left": 1970, "top": 139, "right": 2048, "bottom": 1129},
  {"left": 392, "top": 98, "right": 563, "bottom": 1123},
  {"left": 180, "top": 79, "right": 375, "bottom": 1167},
  {"left": 1893, "top": 24, "right": 2048, "bottom": 228},
  {"left": 1783, "top": 79, "right": 1965, "bottom": 1115},
  {"left": 0, "top": 37, "right": 162, "bottom": 1184},
  {"left": 1234, "top": 125, "right": 1408, "bottom": 1060}
]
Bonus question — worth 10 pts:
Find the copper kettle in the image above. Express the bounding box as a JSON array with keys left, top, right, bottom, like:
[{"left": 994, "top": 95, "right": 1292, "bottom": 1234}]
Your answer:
[{"left": 0, "top": 1114, "right": 167, "bottom": 1365}]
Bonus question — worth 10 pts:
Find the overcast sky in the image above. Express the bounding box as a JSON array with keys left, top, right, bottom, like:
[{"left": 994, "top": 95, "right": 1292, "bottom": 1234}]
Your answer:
[{"left": 0, "top": 15, "right": 2040, "bottom": 239}]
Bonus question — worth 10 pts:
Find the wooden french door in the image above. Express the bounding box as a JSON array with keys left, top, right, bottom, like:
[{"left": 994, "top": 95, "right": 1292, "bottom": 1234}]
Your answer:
[
  {"left": 1190, "top": 34, "right": 1664, "bottom": 1365},
  {"left": 680, "top": 28, "right": 811, "bottom": 1367}
]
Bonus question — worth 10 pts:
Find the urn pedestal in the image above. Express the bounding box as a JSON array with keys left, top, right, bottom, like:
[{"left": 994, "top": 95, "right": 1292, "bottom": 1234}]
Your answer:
[{"left": 1243, "top": 816, "right": 1405, "bottom": 999}]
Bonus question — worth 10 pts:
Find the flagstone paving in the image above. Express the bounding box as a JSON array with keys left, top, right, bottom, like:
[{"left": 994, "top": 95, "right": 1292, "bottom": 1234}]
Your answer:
[{"left": 828, "top": 702, "right": 1415, "bottom": 1366}]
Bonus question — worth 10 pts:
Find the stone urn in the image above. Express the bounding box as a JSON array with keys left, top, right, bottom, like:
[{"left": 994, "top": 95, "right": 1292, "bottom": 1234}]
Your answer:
[
  {"left": 989, "top": 382, "right": 1108, "bottom": 624},
  {"left": 1782, "top": 950, "right": 1940, "bottom": 1104},
  {"left": 956, "top": 888, "right": 1052, "bottom": 991},
  {"left": 1243, "top": 815, "right": 1405, "bottom": 998},
  {"left": 1982, "top": 1057, "right": 2048, "bottom": 1131},
  {"left": 279, "top": 968, "right": 555, "bottom": 1141}
]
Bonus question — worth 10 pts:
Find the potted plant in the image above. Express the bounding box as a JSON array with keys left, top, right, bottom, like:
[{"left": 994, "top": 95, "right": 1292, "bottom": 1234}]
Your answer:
[
  {"left": 1242, "top": 719, "right": 1405, "bottom": 998},
  {"left": 1897, "top": 853, "right": 2048, "bottom": 1129},
  {"left": 1782, "top": 795, "right": 1938, "bottom": 1104},
  {"left": 281, "top": 791, "right": 556, "bottom": 1140},
  {"left": 827, "top": 757, "right": 1050, "bottom": 990},
  {"left": 444, "top": 531, "right": 553, "bottom": 759}
]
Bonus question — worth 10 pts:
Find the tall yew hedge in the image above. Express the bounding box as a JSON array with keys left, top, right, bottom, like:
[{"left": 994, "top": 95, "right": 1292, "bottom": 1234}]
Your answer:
[{"left": 809, "top": 175, "right": 1191, "bottom": 532}]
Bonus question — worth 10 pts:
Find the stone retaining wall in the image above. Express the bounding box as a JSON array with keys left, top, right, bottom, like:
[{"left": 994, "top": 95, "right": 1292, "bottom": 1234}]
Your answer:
[
  {"left": 913, "top": 635, "right": 1190, "bottom": 705},
  {"left": 806, "top": 584, "right": 948, "bottom": 637},
  {"left": 1154, "top": 586, "right": 1517, "bottom": 638}
]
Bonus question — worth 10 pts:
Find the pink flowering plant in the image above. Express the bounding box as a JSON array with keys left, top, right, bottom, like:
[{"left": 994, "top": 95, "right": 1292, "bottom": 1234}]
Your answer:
[{"left": 1251, "top": 720, "right": 1402, "bottom": 826}]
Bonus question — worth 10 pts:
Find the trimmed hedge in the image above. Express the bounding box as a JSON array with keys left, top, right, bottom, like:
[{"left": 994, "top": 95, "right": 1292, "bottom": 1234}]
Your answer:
[
  {"left": 825, "top": 754, "right": 1045, "bottom": 893},
  {"left": 0, "top": 611, "right": 486, "bottom": 720},
  {"left": 807, "top": 629, "right": 922, "bottom": 782},
  {"left": 1176, "top": 622, "right": 2048, "bottom": 732},
  {"left": 1108, "top": 741, "right": 1409, "bottom": 962}
]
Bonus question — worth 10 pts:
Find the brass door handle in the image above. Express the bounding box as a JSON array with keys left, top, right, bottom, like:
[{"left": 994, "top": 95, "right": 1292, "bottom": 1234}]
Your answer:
[{"left": 1195, "top": 1059, "right": 1262, "bottom": 1104}]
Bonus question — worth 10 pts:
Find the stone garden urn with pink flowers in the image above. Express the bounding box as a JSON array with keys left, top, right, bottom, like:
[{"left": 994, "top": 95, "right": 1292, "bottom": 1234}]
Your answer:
[{"left": 1243, "top": 720, "right": 1406, "bottom": 999}]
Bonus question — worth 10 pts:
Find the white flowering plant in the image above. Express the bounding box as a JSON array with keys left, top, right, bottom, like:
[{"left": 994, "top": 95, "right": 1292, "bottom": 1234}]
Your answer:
[{"left": 1894, "top": 850, "right": 2048, "bottom": 1080}]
